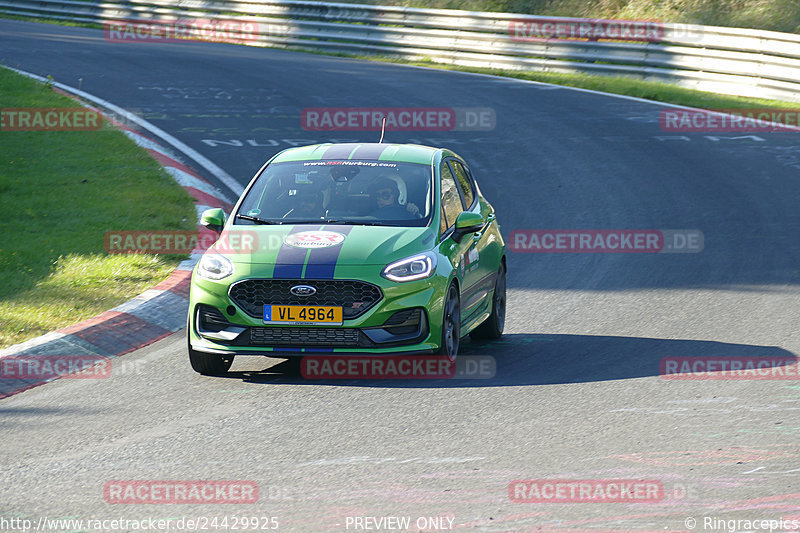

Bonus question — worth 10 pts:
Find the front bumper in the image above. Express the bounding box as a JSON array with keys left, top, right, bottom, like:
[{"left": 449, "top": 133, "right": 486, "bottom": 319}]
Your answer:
[{"left": 188, "top": 270, "right": 445, "bottom": 356}]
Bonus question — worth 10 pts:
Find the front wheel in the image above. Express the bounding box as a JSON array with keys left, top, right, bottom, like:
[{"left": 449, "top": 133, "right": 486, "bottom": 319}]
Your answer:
[
  {"left": 437, "top": 282, "right": 461, "bottom": 361},
  {"left": 470, "top": 262, "right": 506, "bottom": 341},
  {"left": 188, "top": 335, "right": 234, "bottom": 376}
]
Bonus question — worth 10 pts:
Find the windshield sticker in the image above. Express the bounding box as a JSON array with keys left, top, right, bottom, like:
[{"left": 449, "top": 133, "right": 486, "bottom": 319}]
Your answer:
[
  {"left": 303, "top": 160, "right": 398, "bottom": 168},
  {"left": 284, "top": 230, "right": 346, "bottom": 249}
]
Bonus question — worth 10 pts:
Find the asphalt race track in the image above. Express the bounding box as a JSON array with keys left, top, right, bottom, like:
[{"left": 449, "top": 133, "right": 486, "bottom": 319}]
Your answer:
[{"left": 1, "top": 19, "right": 800, "bottom": 532}]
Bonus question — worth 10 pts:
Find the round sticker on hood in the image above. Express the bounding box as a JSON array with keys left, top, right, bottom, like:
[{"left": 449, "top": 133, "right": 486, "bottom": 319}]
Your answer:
[{"left": 284, "top": 230, "right": 346, "bottom": 249}]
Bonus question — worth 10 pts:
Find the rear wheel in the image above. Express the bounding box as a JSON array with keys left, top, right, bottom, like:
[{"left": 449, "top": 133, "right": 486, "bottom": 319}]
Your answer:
[
  {"left": 437, "top": 282, "right": 461, "bottom": 360},
  {"left": 188, "top": 335, "right": 234, "bottom": 376},
  {"left": 470, "top": 262, "right": 506, "bottom": 340}
]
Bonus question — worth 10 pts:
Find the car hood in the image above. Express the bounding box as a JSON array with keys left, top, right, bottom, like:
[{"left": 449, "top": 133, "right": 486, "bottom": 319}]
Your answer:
[{"left": 214, "top": 224, "right": 435, "bottom": 268}]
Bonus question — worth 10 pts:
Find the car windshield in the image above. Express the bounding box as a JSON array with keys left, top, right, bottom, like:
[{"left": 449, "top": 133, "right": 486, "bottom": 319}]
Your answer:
[{"left": 235, "top": 160, "right": 433, "bottom": 227}]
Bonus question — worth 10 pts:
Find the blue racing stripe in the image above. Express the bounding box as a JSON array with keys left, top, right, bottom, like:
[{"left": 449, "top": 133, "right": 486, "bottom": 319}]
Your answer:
[
  {"left": 351, "top": 144, "right": 390, "bottom": 160},
  {"left": 321, "top": 144, "right": 358, "bottom": 160},
  {"left": 272, "top": 225, "right": 321, "bottom": 279},
  {"left": 303, "top": 226, "right": 354, "bottom": 279}
]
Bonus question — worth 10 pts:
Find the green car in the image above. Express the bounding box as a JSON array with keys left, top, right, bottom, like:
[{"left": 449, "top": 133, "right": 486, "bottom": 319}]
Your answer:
[{"left": 187, "top": 143, "right": 506, "bottom": 375}]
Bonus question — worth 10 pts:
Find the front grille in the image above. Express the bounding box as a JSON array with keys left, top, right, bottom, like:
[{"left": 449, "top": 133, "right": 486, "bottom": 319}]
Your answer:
[
  {"left": 249, "top": 327, "right": 362, "bottom": 347},
  {"left": 229, "top": 279, "right": 383, "bottom": 319}
]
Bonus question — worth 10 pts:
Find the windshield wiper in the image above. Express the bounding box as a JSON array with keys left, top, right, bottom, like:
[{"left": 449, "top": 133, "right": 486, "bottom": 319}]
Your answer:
[
  {"left": 236, "top": 214, "right": 279, "bottom": 225},
  {"left": 322, "top": 219, "right": 386, "bottom": 226},
  {"left": 249, "top": 217, "right": 390, "bottom": 226}
]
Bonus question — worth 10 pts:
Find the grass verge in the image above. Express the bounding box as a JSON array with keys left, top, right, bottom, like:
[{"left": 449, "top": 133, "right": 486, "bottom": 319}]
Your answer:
[
  {"left": 303, "top": 0, "right": 800, "bottom": 35},
  {"left": 0, "top": 66, "right": 197, "bottom": 348}
]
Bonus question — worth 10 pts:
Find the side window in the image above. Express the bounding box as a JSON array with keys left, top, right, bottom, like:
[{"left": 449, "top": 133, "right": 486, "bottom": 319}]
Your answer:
[
  {"left": 440, "top": 163, "right": 463, "bottom": 232},
  {"left": 449, "top": 160, "right": 474, "bottom": 208}
]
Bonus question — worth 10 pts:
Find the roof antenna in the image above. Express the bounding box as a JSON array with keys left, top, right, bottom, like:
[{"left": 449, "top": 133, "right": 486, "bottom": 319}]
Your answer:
[{"left": 378, "top": 116, "right": 386, "bottom": 143}]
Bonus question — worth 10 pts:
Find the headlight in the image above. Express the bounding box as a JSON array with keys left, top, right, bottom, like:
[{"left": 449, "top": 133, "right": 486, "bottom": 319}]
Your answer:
[
  {"left": 197, "top": 252, "right": 234, "bottom": 280},
  {"left": 382, "top": 252, "right": 437, "bottom": 282}
]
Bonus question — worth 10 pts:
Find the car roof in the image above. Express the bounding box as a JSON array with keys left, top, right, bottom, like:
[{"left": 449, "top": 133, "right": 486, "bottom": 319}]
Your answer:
[{"left": 270, "top": 143, "right": 443, "bottom": 165}]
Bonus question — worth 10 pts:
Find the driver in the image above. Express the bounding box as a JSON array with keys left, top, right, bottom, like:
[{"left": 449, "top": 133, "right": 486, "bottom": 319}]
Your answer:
[
  {"left": 368, "top": 176, "right": 420, "bottom": 218},
  {"left": 289, "top": 188, "right": 324, "bottom": 219}
]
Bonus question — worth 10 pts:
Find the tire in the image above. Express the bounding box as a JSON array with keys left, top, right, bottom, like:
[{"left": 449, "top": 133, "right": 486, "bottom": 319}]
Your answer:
[
  {"left": 437, "top": 282, "right": 461, "bottom": 361},
  {"left": 470, "top": 262, "right": 506, "bottom": 341},
  {"left": 188, "top": 335, "right": 234, "bottom": 376}
]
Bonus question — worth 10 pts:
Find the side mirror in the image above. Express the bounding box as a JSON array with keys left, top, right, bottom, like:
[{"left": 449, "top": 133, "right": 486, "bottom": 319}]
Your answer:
[
  {"left": 201, "top": 208, "right": 227, "bottom": 235},
  {"left": 452, "top": 211, "right": 484, "bottom": 243}
]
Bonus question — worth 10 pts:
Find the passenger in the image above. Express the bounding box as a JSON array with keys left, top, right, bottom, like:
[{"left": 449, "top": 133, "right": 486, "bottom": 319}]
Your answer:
[{"left": 368, "top": 177, "right": 420, "bottom": 218}]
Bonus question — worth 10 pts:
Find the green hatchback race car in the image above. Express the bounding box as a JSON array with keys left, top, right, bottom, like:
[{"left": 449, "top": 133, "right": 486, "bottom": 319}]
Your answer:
[{"left": 187, "top": 143, "right": 506, "bottom": 375}]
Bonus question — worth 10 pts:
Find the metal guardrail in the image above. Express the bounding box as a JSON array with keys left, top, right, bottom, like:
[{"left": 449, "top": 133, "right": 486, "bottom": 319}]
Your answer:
[{"left": 3, "top": 0, "right": 800, "bottom": 102}]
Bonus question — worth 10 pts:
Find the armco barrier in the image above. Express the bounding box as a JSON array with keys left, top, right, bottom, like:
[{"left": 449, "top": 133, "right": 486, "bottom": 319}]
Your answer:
[{"left": 2, "top": 0, "right": 800, "bottom": 102}]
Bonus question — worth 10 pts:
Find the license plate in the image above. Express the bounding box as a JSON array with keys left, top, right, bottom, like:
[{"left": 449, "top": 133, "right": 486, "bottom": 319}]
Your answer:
[{"left": 263, "top": 305, "right": 342, "bottom": 325}]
